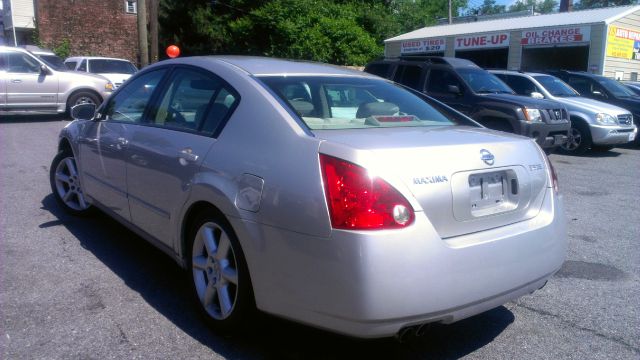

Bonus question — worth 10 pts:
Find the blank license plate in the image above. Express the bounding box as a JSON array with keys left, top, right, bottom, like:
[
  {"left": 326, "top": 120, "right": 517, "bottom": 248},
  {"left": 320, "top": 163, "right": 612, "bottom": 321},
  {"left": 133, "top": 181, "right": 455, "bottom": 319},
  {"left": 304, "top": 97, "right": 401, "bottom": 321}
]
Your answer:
[{"left": 468, "top": 171, "right": 513, "bottom": 211}]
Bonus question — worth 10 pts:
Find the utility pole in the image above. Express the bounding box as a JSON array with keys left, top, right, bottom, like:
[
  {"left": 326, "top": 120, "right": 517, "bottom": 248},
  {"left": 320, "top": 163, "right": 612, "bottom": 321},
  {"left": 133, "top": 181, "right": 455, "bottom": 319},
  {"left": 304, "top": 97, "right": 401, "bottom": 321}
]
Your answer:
[
  {"left": 9, "top": 0, "right": 18, "bottom": 46},
  {"left": 149, "top": 0, "right": 159, "bottom": 63},
  {"left": 448, "top": 0, "right": 453, "bottom": 24},
  {"left": 137, "top": 0, "right": 149, "bottom": 67}
]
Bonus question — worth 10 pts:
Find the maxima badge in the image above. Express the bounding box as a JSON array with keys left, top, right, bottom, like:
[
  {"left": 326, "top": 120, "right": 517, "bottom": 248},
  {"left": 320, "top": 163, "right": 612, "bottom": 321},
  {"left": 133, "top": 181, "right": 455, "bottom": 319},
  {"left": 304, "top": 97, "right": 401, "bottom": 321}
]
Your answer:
[{"left": 480, "top": 149, "right": 495, "bottom": 166}]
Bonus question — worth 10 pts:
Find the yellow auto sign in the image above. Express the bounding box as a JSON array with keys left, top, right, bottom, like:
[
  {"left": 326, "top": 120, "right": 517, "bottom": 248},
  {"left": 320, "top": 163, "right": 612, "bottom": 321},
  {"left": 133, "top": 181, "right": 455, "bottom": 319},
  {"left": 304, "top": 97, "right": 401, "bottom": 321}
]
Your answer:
[{"left": 606, "top": 26, "right": 640, "bottom": 60}]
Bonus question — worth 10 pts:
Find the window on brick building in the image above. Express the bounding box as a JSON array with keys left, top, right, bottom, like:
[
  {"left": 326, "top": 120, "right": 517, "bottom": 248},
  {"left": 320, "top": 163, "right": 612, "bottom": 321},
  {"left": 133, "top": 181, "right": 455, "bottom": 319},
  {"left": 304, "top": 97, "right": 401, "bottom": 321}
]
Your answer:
[{"left": 125, "top": 0, "right": 137, "bottom": 14}]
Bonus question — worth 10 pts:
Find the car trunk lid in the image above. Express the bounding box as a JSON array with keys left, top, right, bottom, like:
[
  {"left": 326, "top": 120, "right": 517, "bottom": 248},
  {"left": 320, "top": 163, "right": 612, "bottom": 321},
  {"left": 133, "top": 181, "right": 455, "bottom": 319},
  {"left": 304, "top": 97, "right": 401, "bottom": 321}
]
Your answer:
[{"left": 315, "top": 126, "right": 550, "bottom": 238}]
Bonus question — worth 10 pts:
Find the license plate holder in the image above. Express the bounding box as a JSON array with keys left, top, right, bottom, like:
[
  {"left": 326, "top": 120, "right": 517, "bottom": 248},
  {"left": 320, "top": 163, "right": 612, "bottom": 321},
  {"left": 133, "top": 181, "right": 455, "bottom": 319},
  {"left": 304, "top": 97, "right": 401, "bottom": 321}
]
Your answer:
[{"left": 468, "top": 170, "right": 518, "bottom": 216}]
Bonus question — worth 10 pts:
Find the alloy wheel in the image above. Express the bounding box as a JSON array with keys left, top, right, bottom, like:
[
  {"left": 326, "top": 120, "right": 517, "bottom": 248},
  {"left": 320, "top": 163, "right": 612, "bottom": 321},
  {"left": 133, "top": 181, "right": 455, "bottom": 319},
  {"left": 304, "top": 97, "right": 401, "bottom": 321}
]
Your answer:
[
  {"left": 563, "top": 127, "right": 582, "bottom": 151},
  {"left": 54, "top": 157, "right": 89, "bottom": 211},
  {"left": 74, "top": 96, "right": 96, "bottom": 106},
  {"left": 192, "top": 222, "right": 239, "bottom": 320}
]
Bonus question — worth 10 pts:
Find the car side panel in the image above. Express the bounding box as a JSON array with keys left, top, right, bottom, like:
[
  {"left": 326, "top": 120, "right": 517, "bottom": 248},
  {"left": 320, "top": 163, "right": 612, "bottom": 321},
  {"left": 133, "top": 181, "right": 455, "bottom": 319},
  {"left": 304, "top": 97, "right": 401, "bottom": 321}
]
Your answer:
[
  {"left": 126, "top": 126, "right": 214, "bottom": 248},
  {"left": 0, "top": 71, "right": 6, "bottom": 107},
  {"left": 6, "top": 71, "right": 59, "bottom": 110},
  {"left": 77, "top": 120, "right": 132, "bottom": 221}
]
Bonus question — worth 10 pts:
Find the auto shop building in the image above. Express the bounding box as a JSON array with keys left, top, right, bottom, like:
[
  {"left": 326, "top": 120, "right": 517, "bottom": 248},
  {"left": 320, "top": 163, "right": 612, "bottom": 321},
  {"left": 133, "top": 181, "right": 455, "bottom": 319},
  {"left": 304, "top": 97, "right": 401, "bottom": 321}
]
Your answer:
[{"left": 384, "top": 5, "right": 640, "bottom": 81}]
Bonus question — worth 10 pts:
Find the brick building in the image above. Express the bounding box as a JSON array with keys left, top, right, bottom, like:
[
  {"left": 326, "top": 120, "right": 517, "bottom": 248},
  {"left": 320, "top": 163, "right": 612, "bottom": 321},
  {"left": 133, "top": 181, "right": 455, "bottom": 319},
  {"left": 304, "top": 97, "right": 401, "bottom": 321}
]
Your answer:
[{"left": 36, "top": 0, "right": 140, "bottom": 64}]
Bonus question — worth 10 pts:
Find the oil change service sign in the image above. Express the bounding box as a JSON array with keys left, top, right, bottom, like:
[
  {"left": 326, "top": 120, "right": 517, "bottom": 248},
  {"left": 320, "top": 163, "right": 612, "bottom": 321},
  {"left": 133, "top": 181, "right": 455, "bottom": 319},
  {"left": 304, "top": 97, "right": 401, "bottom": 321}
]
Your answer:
[
  {"left": 521, "top": 26, "right": 591, "bottom": 45},
  {"left": 606, "top": 26, "right": 640, "bottom": 60}
]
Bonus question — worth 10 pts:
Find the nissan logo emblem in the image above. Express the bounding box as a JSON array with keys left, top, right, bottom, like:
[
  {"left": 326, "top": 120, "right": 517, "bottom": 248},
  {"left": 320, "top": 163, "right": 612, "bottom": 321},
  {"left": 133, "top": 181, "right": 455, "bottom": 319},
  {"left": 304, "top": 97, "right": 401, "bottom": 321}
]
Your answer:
[{"left": 480, "top": 149, "right": 495, "bottom": 166}]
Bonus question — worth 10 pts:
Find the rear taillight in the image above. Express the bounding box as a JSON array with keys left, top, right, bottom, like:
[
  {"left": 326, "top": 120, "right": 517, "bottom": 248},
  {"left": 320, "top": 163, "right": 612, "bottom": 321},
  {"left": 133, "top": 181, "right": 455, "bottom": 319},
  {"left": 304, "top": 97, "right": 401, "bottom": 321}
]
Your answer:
[{"left": 319, "top": 154, "right": 414, "bottom": 230}]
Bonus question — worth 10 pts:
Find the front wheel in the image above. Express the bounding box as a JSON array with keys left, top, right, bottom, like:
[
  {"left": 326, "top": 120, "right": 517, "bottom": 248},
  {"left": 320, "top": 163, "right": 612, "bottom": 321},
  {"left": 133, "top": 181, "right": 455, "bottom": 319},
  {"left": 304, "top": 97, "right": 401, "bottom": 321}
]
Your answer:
[
  {"left": 50, "top": 150, "right": 93, "bottom": 216},
  {"left": 66, "top": 91, "right": 101, "bottom": 115},
  {"left": 188, "top": 213, "right": 254, "bottom": 333},
  {"left": 561, "top": 121, "right": 592, "bottom": 155}
]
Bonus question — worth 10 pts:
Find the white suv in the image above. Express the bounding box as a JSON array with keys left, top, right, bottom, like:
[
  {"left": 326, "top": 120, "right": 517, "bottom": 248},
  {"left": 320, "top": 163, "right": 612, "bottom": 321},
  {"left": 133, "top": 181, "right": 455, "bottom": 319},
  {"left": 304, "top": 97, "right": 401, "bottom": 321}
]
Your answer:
[
  {"left": 491, "top": 70, "right": 637, "bottom": 154},
  {"left": 0, "top": 46, "right": 114, "bottom": 115},
  {"left": 65, "top": 56, "right": 137, "bottom": 89}
]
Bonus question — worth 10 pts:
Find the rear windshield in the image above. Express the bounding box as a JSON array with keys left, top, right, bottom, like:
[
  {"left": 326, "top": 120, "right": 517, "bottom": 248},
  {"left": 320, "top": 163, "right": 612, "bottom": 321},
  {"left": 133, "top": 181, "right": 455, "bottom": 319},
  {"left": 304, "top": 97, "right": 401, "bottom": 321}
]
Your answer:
[
  {"left": 88, "top": 59, "right": 137, "bottom": 74},
  {"left": 258, "top": 75, "right": 470, "bottom": 130}
]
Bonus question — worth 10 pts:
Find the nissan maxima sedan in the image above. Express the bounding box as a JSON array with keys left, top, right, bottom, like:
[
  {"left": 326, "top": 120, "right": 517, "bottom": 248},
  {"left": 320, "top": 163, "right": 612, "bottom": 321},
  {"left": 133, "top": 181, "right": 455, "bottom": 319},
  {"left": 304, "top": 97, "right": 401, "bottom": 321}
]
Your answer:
[{"left": 50, "top": 56, "right": 567, "bottom": 339}]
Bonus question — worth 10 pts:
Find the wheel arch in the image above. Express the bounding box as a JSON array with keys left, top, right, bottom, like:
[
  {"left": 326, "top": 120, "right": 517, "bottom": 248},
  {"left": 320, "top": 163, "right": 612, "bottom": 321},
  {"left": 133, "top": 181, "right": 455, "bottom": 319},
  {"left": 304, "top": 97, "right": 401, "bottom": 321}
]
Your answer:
[
  {"left": 569, "top": 113, "right": 591, "bottom": 128},
  {"left": 180, "top": 200, "right": 258, "bottom": 297},
  {"left": 57, "top": 137, "right": 73, "bottom": 154},
  {"left": 479, "top": 115, "right": 515, "bottom": 133},
  {"left": 65, "top": 88, "right": 104, "bottom": 110}
]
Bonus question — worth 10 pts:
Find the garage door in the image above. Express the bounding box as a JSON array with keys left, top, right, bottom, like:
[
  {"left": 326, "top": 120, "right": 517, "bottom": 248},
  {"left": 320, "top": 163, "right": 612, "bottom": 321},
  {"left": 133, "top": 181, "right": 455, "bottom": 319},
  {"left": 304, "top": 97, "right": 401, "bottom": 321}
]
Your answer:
[
  {"left": 521, "top": 45, "right": 589, "bottom": 72},
  {"left": 456, "top": 48, "right": 509, "bottom": 69}
]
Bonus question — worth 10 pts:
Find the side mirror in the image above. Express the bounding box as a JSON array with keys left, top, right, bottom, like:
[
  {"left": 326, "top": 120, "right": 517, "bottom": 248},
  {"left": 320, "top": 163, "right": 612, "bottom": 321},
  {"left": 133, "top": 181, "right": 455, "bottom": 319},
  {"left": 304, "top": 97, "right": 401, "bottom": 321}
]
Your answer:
[
  {"left": 592, "top": 90, "right": 605, "bottom": 98},
  {"left": 530, "top": 91, "right": 544, "bottom": 99},
  {"left": 40, "top": 65, "right": 52, "bottom": 75},
  {"left": 71, "top": 103, "right": 97, "bottom": 121},
  {"left": 447, "top": 85, "right": 461, "bottom": 95}
]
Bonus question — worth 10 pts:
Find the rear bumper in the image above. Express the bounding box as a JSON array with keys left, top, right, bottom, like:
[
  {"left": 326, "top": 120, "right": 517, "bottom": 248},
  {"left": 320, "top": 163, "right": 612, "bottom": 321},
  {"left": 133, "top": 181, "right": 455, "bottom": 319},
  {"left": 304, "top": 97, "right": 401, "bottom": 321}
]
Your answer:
[
  {"left": 235, "top": 188, "right": 567, "bottom": 338},
  {"left": 590, "top": 124, "right": 637, "bottom": 145}
]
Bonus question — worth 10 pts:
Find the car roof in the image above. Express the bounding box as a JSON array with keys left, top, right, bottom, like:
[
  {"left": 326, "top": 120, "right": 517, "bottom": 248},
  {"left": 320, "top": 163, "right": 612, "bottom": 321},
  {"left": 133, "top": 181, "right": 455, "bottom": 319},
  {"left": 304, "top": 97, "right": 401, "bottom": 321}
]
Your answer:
[
  {"left": 489, "top": 69, "right": 552, "bottom": 78},
  {"left": 65, "top": 56, "right": 133, "bottom": 62},
  {"left": 553, "top": 70, "right": 606, "bottom": 79},
  {"left": 0, "top": 46, "right": 29, "bottom": 53},
  {"left": 373, "top": 56, "right": 480, "bottom": 69},
  {"left": 164, "top": 56, "right": 375, "bottom": 78}
]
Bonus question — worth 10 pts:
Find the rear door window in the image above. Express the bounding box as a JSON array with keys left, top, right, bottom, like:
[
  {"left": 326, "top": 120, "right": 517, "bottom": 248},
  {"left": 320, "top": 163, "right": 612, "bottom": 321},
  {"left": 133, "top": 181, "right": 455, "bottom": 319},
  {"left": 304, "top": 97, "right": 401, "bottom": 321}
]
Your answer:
[
  {"left": 393, "top": 64, "right": 424, "bottom": 91},
  {"left": 365, "top": 63, "right": 393, "bottom": 78},
  {"left": 150, "top": 67, "right": 239, "bottom": 136}
]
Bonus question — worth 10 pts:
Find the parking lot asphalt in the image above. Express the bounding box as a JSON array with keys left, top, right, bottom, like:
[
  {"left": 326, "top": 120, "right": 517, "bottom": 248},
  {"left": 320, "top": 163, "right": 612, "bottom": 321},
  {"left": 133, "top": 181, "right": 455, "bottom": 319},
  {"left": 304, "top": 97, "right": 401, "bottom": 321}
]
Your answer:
[{"left": 1, "top": 117, "right": 639, "bottom": 359}]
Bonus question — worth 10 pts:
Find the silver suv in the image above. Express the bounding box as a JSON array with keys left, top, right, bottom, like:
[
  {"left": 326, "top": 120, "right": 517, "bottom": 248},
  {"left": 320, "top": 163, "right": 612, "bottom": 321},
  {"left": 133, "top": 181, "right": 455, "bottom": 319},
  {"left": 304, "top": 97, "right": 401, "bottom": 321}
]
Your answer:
[
  {"left": 491, "top": 70, "right": 637, "bottom": 154},
  {"left": 0, "top": 46, "right": 114, "bottom": 115}
]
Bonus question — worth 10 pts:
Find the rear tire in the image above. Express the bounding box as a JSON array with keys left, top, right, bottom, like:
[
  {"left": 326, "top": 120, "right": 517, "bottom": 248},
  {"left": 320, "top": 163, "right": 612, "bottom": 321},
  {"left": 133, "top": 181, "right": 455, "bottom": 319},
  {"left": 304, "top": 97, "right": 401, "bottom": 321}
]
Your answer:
[
  {"left": 560, "top": 120, "right": 591, "bottom": 155},
  {"left": 187, "top": 212, "right": 255, "bottom": 334}
]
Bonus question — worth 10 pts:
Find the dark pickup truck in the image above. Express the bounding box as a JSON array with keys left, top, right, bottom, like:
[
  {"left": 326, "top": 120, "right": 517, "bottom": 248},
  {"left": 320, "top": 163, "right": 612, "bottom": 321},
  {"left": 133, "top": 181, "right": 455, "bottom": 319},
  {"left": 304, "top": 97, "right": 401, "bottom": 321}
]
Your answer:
[{"left": 364, "top": 56, "right": 570, "bottom": 150}]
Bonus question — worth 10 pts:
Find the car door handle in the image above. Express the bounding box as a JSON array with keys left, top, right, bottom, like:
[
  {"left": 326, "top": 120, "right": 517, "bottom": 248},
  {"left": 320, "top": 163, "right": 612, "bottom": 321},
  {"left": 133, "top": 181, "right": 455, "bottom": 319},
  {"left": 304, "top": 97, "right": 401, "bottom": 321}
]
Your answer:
[
  {"left": 11, "top": 79, "right": 22, "bottom": 83},
  {"left": 178, "top": 148, "right": 199, "bottom": 165}
]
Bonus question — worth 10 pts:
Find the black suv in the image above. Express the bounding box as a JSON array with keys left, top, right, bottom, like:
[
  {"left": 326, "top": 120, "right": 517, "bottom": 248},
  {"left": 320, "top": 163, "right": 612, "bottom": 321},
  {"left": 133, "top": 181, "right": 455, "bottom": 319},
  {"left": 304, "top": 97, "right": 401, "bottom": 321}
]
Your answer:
[
  {"left": 365, "top": 57, "right": 570, "bottom": 150},
  {"left": 548, "top": 70, "right": 640, "bottom": 145}
]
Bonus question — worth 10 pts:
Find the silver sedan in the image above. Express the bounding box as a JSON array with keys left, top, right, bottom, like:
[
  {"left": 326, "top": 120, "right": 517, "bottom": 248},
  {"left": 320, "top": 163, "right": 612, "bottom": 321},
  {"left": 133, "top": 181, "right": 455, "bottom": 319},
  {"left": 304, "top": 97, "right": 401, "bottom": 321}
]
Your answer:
[{"left": 50, "top": 56, "right": 567, "bottom": 338}]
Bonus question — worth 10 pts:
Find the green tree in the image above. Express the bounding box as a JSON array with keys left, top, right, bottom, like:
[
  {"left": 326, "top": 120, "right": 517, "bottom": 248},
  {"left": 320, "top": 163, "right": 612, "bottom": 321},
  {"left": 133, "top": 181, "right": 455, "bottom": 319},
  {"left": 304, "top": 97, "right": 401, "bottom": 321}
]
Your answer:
[
  {"left": 509, "top": 0, "right": 558, "bottom": 14},
  {"left": 468, "top": 0, "right": 506, "bottom": 15},
  {"left": 158, "top": 0, "right": 469, "bottom": 65},
  {"left": 574, "top": 0, "right": 638, "bottom": 9}
]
